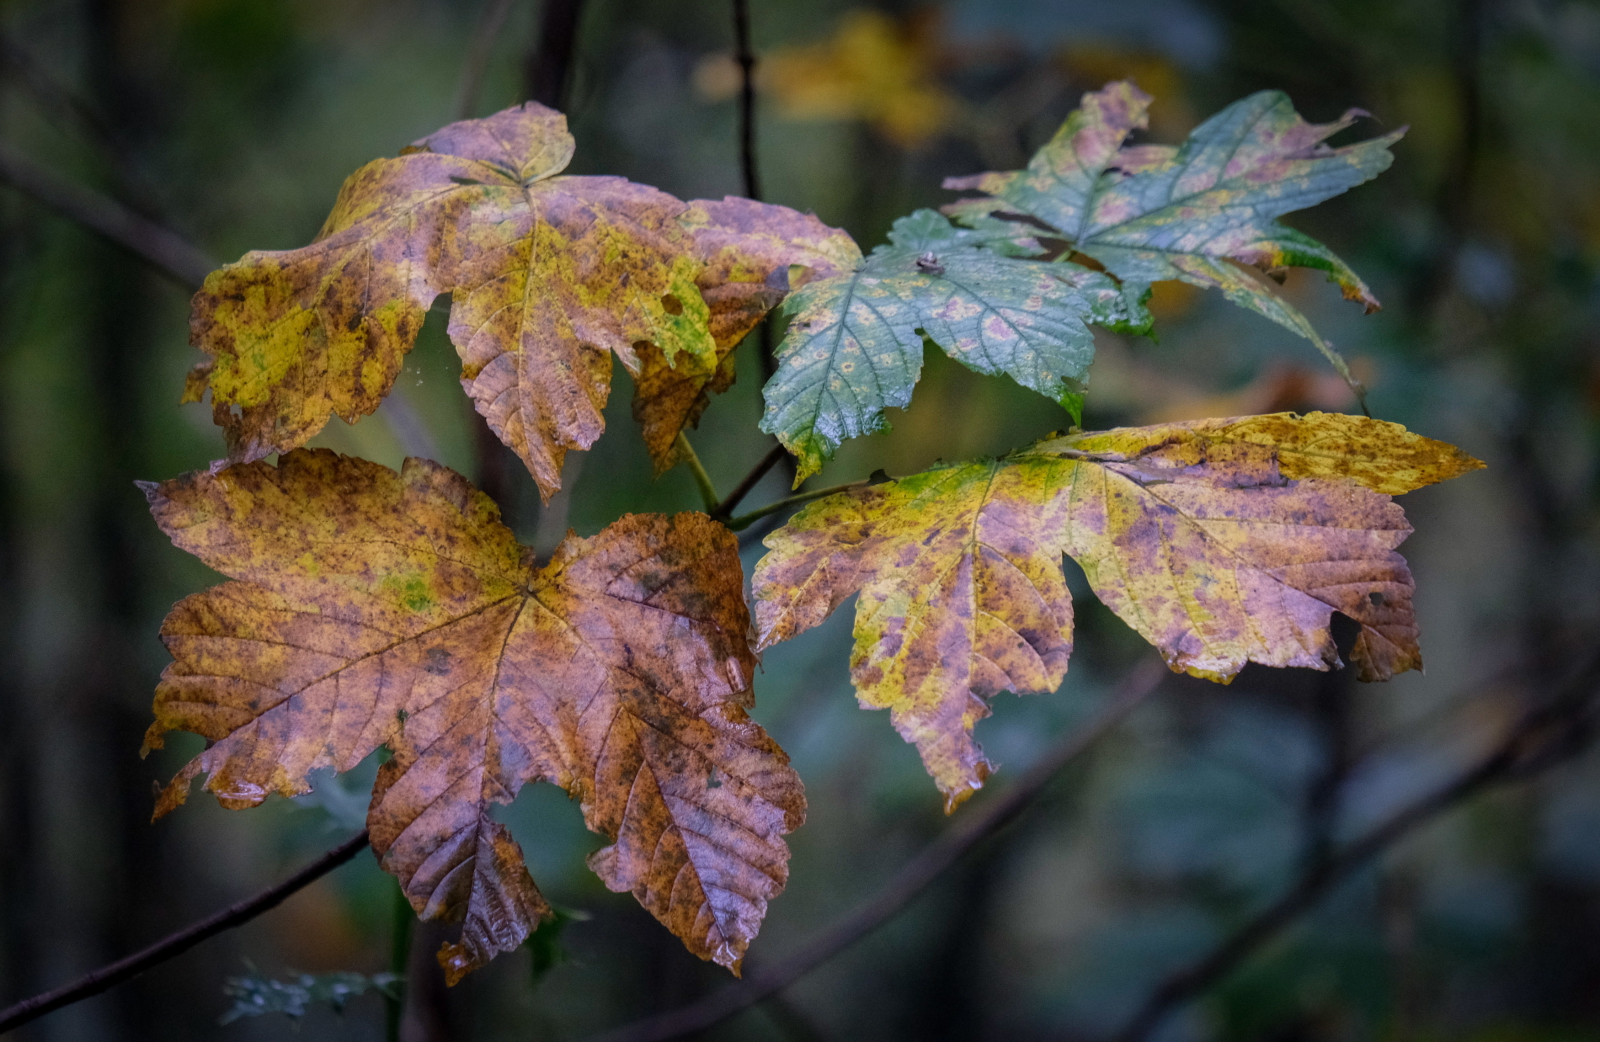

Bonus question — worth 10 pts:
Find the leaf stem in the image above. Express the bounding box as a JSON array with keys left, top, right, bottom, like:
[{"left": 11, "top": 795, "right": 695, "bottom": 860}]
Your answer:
[
  {"left": 724, "top": 480, "right": 870, "bottom": 531},
  {"left": 675, "top": 433, "right": 722, "bottom": 513},
  {"left": 710, "top": 443, "right": 787, "bottom": 520}
]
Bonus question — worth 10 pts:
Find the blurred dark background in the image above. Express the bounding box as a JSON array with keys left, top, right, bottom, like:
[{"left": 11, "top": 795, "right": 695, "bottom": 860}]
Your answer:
[{"left": 2, "top": 0, "right": 1599, "bottom": 1039}]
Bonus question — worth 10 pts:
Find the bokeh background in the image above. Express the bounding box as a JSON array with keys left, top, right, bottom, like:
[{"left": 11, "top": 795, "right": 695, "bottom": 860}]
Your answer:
[{"left": 3, "top": 0, "right": 1599, "bottom": 1039}]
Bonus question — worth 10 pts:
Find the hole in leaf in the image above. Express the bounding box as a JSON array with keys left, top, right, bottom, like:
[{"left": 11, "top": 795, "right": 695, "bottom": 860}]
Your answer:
[{"left": 660, "top": 293, "right": 684, "bottom": 316}]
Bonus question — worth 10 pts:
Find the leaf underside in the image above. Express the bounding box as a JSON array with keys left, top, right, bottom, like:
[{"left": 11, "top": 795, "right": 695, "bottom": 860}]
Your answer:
[
  {"left": 142, "top": 450, "right": 805, "bottom": 980},
  {"left": 186, "top": 104, "right": 855, "bottom": 499},
  {"left": 752, "top": 412, "right": 1482, "bottom": 809}
]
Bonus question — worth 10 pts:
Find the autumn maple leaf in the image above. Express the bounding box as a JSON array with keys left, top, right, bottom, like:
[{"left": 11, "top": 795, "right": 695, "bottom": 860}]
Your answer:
[
  {"left": 141, "top": 450, "right": 804, "bottom": 980},
  {"left": 753, "top": 413, "right": 1481, "bottom": 810},
  {"left": 185, "top": 104, "right": 853, "bottom": 497}
]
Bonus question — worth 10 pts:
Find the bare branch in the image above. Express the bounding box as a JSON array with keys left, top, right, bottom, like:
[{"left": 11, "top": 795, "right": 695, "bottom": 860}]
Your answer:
[
  {"left": 583, "top": 659, "right": 1169, "bottom": 1042},
  {"left": 1110, "top": 647, "right": 1600, "bottom": 1042},
  {"left": 525, "top": 0, "right": 586, "bottom": 109},
  {"left": 0, "top": 831, "right": 371, "bottom": 1035},
  {"left": 731, "top": 0, "right": 761, "bottom": 203},
  {"left": 0, "top": 140, "right": 216, "bottom": 288}
]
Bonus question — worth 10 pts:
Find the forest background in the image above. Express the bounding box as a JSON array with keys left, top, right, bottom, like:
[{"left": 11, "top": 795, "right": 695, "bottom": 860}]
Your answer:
[{"left": 1, "top": 0, "right": 1598, "bottom": 1040}]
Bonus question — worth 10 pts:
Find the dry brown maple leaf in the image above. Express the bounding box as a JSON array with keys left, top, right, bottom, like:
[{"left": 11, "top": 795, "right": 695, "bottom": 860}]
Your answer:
[
  {"left": 186, "top": 103, "right": 852, "bottom": 497},
  {"left": 140, "top": 449, "right": 804, "bottom": 980},
  {"left": 753, "top": 412, "right": 1482, "bottom": 809}
]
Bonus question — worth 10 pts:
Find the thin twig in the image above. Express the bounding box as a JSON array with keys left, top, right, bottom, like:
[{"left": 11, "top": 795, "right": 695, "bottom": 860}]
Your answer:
[
  {"left": 0, "top": 831, "right": 371, "bottom": 1035},
  {"left": 711, "top": 443, "right": 786, "bottom": 520},
  {"left": 675, "top": 432, "right": 722, "bottom": 513},
  {"left": 725, "top": 479, "right": 869, "bottom": 531},
  {"left": 1109, "top": 648, "right": 1600, "bottom": 1042},
  {"left": 584, "top": 659, "right": 1168, "bottom": 1042},
  {"left": 728, "top": 0, "right": 785, "bottom": 390},
  {"left": 525, "top": 0, "right": 586, "bottom": 108},
  {"left": 0, "top": 140, "right": 215, "bottom": 287},
  {"left": 731, "top": 0, "right": 761, "bottom": 203}
]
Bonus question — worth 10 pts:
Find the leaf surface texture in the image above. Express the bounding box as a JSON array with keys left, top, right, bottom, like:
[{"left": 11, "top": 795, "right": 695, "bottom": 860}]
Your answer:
[
  {"left": 187, "top": 104, "right": 850, "bottom": 496},
  {"left": 944, "top": 81, "right": 1402, "bottom": 357},
  {"left": 143, "top": 450, "right": 804, "bottom": 979},
  {"left": 760, "top": 210, "right": 1151, "bottom": 482},
  {"left": 752, "top": 413, "right": 1481, "bottom": 807}
]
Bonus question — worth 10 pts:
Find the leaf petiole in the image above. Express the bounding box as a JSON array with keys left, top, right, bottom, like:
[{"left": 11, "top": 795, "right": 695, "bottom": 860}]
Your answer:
[
  {"left": 724, "top": 480, "right": 872, "bottom": 531},
  {"left": 710, "top": 443, "right": 788, "bottom": 520},
  {"left": 675, "top": 433, "right": 722, "bottom": 513}
]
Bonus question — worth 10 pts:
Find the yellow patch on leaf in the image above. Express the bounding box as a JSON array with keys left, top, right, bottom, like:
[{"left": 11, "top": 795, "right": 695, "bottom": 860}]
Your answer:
[
  {"left": 188, "top": 104, "right": 850, "bottom": 497},
  {"left": 631, "top": 197, "right": 861, "bottom": 471},
  {"left": 753, "top": 412, "right": 1482, "bottom": 809},
  {"left": 141, "top": 450, "right": 804, "bottom": 980}
]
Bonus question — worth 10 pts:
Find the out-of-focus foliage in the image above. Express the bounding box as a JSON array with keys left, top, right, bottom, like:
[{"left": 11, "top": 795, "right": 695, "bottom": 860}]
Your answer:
[
  {"left": 697, "top": 10, "right": 961, "bottom": 147},
  {"left": 219, "top": 970, "right": 400, "bottom": 1024}
]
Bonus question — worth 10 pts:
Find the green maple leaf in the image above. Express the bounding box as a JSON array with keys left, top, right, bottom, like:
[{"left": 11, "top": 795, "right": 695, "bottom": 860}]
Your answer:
[
  {"left": 760, "top": 209, "right": 1152, "bottom": 483},
  {"left": 944, "top": 80, "right": 1403, "bottom": 390}
]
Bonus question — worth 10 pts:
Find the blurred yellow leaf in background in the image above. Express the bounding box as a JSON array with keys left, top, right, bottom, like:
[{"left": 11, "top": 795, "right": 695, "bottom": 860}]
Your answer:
[{"left": 697, "top": 9, "right": 962, "bottom": 147}]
